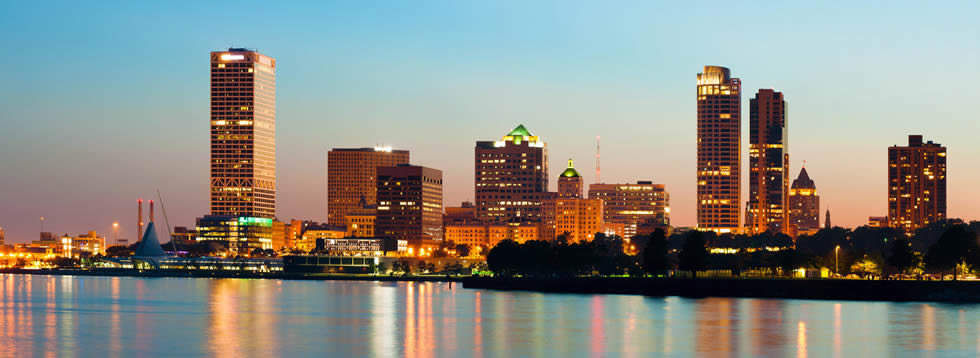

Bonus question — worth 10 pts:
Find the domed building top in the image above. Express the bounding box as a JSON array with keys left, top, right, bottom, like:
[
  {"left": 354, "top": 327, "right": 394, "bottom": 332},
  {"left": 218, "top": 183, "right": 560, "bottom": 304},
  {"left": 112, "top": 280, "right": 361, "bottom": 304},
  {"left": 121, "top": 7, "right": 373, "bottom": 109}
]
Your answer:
[{"left": 560, "top": 159, "right": 581, "bottom": 178}]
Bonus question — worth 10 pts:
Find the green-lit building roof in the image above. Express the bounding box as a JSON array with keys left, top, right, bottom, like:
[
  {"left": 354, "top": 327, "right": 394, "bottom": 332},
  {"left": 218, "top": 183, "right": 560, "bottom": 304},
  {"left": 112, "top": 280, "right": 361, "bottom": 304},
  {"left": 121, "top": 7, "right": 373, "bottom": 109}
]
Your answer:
[
  {"left": 560, "top": 159, "right": 581, "bottom": 178},
  {"left": 507, "top": 124, "right": 533, "bottom": 137}
]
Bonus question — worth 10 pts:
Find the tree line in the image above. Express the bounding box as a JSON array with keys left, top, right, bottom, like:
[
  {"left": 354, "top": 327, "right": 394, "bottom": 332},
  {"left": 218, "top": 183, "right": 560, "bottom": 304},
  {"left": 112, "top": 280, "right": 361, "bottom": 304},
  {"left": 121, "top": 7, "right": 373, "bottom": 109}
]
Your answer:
[{"left": 485, "top": 220, "right": 980, "bottom": 280}]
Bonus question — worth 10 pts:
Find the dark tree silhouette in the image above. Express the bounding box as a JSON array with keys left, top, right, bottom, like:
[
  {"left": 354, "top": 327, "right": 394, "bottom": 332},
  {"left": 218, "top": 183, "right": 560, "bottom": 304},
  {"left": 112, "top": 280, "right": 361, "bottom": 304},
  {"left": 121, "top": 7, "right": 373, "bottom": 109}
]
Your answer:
[
  {"left": 678, "top": 231, "right": 709, "bottom": 278},
  {"left": 925, "top": 224, "right": 979, "bottom": 280},
  {"left": 642, "top": 228, "right": 669, "bottom": 276},
  {"left": 886, "top": 238, "right": 917, "bottom": 275},
  {"left": 455, "top": 244, "right": 471, "bottom": 257}
]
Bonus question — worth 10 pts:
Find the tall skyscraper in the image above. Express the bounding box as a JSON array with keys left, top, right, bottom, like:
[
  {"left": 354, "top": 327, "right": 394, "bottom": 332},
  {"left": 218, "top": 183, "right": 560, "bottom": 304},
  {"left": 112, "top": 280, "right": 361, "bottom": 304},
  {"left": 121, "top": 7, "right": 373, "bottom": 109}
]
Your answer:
[
  {"left": 558, "top": 159, "right": 583, "bottom": 198},
  {"left": 746, "top": 89, "right": 789, "bottom": 234},
  {"left": 475, "top": 125, "right": 549, "bottom": 222},
  {"left": 788, "top": 167, "right": 820, "bottom": 235},
  {"left": 888, "top": 135, "right": 947, "bottom": 234},
  {"left": 209, "top": 48, "right": 276, "bottom": 219},
  {"left": 327, "top": 147, "right": 410, "bottom": 225},
  {"left": 696, "top": 66, "right": 741, "bottom": 233},
  {"left": 588, "top": 181, "right": 670, "bottom": 238},
  {"left": 376, "top": 165, "right": 444, "bottom": 243}
]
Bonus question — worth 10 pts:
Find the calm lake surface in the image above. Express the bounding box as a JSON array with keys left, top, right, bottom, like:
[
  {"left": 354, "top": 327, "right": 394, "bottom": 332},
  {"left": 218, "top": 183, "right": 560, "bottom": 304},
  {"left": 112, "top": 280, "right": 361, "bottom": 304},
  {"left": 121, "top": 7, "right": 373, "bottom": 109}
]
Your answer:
[{"left": 0, "top": 274, "right": 978, "bottom": 357}]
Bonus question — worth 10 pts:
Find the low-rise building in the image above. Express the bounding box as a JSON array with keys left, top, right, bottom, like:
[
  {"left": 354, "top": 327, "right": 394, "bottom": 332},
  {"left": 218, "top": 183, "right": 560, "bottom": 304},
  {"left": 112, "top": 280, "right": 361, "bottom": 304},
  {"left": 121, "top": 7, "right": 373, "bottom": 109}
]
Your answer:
[
  {"left": 196, "top": 215, "right": 274, "bottom": 252},
  {"left": 298, "top": 224, "right": 345, "bottom": 252}
]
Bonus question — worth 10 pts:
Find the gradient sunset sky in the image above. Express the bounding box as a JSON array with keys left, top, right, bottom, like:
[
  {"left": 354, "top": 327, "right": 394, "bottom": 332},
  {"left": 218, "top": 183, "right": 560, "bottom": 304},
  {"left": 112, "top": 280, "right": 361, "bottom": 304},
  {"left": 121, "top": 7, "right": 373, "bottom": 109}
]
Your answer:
[{"left": 1, "top": 1, "right": 978, "bottom": 242}]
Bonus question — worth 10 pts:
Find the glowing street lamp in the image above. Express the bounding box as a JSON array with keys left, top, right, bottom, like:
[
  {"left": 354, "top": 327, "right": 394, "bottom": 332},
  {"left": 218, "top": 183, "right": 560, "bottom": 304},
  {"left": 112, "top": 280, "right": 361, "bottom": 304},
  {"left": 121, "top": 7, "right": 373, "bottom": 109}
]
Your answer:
[{"left": 835, "top": 245, "right": 840, "bottom": 277}]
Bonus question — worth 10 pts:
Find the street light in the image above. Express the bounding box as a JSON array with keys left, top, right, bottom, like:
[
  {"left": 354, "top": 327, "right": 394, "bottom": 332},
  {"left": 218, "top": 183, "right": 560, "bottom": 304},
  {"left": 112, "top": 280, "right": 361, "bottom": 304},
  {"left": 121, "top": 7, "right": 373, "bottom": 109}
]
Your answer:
[{"left": 835, "top": 245, "right": 840, "bottom": 277}]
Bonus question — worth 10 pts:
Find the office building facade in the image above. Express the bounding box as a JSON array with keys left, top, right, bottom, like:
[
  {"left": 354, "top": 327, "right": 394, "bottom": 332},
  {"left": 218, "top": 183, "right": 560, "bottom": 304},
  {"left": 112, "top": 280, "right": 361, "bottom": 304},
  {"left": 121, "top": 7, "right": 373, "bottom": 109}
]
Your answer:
[
  {"left": 210, "top": 48, "right": 277, "bottom": 219},
  {"left": 376, "top": 165, "right": 444, "bottom": 242},
  {"left": 588, "top": 181, "right": 670, "bottom": 238},
  {"left": 327, "top": 147, "right": 410, "bottom": 226},
  {"left": 746, "top": 89, "right": 789, "bottom": 234},
  {"left": 475, "top": 125, "right": 549, "bottom": 222}
]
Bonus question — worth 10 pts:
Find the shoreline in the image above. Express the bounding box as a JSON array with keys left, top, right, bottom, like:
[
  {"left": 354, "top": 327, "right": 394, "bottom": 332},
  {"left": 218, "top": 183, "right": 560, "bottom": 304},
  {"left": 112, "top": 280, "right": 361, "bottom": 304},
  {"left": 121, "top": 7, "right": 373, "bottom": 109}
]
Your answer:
[
  {"left": 463, "top": 277, "right": 980, "bottom": 303},
  {"left": 0, "top": 268, "right": 463, "bottom": 282}
]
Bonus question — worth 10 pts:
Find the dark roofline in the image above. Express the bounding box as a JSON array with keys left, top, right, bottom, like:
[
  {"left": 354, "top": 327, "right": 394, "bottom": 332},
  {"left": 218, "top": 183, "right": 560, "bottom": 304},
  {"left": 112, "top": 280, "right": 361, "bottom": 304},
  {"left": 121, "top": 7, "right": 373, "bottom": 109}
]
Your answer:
[{"left": 330, "top": 147, "right": 409, "bottom": 154}]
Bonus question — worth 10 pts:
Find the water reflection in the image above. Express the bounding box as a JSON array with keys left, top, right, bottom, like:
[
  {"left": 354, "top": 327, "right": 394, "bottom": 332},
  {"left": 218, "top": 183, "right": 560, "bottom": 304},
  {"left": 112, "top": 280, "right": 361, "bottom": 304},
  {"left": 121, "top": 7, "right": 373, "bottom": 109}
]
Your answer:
[{"left": 0, "top": 274, "right": 978, "bottom": 357}]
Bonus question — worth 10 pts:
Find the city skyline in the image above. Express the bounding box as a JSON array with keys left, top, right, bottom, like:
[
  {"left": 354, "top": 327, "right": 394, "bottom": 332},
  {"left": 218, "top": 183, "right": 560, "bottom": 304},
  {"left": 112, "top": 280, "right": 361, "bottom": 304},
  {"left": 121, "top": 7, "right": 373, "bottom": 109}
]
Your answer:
[{"left": 3, "top": 2, "right": 980, "bottom": 242}]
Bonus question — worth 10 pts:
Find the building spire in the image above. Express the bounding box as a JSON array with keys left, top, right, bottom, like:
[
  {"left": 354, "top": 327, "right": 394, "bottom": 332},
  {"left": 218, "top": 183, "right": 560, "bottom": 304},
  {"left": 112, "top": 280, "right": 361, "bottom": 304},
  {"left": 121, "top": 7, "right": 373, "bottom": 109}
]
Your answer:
[{"left": 825, "top": 209, "right": 831, "bottom": 229}]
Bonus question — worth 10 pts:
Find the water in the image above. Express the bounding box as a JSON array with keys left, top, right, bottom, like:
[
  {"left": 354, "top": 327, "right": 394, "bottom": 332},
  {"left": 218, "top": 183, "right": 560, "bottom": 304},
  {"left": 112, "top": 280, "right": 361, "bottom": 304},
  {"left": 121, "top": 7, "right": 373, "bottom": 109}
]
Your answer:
[{"left": 0, "top": 274, "right": 978, "bottom": 357}]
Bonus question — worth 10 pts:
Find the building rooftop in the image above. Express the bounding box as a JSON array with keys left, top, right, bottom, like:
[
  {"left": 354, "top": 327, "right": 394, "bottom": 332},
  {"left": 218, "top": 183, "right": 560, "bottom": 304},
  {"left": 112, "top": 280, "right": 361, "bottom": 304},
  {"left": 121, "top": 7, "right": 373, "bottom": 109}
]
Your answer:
[
  {"left": 791, "top": 167, "right": 816, "bottom": 190},
  {"left": 507, "top": 124, "right": 533, "bottom": 137},
  {"left": 560, "top": 159, "right": 582, "bottom": 178}
]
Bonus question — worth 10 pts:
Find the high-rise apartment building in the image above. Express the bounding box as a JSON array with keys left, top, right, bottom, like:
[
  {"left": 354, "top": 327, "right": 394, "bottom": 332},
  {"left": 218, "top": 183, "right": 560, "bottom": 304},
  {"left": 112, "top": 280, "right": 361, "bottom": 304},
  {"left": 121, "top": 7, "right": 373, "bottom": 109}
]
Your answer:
[
  {"left": 376, "top": 165, "right": 444, "bottom": 243},
  {"left": 888, "top": 135, "right": 946, "bottom": 234},
  {"left": 696, "top": 66, "right": 741, "bottom": 233},
  {"left": 327, "top": 147, "right": 410, "bottom": 226},
  {"left": 788, "top": 167, "right": 820, "bottom": 235},
  {"left": 746, "top": 89, "right": 789, "bottom": 234},
  {"left": 210, "top": 48, "right": 276, "bottom": 218},
  {"left": 588, "top": 181, "right": 670, "bottom": 238},
  {"left": 475, "top": 125, "right": 549, "bottom": 222}
]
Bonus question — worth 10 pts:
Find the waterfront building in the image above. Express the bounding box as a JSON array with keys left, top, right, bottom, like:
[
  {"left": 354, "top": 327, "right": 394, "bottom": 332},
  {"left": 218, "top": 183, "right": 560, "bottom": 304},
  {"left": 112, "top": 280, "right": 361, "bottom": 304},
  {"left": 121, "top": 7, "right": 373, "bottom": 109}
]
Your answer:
[
  {"left": 888, "top": 135, "right": 947, "bottom": 234},
  {"left": 171, "top": 227, "right": 198, "bottom": 245},
  {"left": 285, "top": 219, "right": 307, "bottom": 249},
  {"left": 209, "top": 48, "right": 277, "bottom": 219},
  {"left": 298, "top": 224, "right": 346, "bottom": 252},
  {"left": 444, "top": 202, "right": 477, "bottom": 222},
  {"left": 558, "top": 160, "right": 583, "bottom": 198},
  {"left": 59, "top": 231, "right": 106, "bottom": 257},
  {"left": 745, "top": 89, "right": 789, "bottom": 234},
  {"left": 868, "top": 216, "right": 888, "bottom": 228},
  {"left": 270, "top": 221, "right": 286, "bottom": 250},
  {"left": 317, "top": 237, "right": 404, "bottom": 255},
  {"left": 475, "top": 125, "right": 549, "bottom": 222},
  {"left": 555, "top": 198, "right": 604, "bottom": 243},
  {"left": 345, "top": 200, "right": 377, "bottom": 238},
  {"left": 788, "top": 167, "right": 820, "bottom": 236},
  {"left": 376, "top": 165, "right": 444, "bottom": 243},
  {"left": 696, "top": 66, "right": 742, "bottom": 233},
  {"left": 588, "top": 181, "right": 670, "bottom": 238},
  {"left": 195, "top": 215, "right": 273, "bottom": 252},
  {"left": 327, "top": 147, "right": 410, "bottom": 226},
  {"left": 0, "top": 227, "right": 4, "bottom": 246},
  {"left": 444, "top": 221, "right": 540, "bottom": 248},
  {"left": 539, "top": 192, "right": 558, "bottom": 241}
]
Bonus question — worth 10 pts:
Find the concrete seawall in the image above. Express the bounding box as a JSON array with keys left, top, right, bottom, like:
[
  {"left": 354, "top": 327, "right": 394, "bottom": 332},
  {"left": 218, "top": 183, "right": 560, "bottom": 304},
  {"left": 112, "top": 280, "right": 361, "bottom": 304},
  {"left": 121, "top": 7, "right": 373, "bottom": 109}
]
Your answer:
[{"left": 463, "top": 277, "right": 980, "bottom": 302}]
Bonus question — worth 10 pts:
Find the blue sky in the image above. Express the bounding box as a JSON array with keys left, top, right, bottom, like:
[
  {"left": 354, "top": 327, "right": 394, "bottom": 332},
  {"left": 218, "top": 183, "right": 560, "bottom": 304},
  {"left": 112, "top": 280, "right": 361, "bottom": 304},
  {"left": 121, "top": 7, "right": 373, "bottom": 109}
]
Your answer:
[{"left": 1, "top": 1, "right": 978, "bottom": 242}]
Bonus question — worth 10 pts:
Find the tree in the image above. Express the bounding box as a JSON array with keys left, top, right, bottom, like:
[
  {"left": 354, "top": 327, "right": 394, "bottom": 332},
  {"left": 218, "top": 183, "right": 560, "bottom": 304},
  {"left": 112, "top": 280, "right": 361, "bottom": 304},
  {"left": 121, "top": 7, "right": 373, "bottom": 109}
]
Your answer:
[
  {"left": 886, "top": 238, "right": 917, "bottom": 275},
  {"left": 376, "top": 262, "right": 388, "bottom": 275},
  {"left": 416, "top": 260, "right": 428, "bottom": 274},
  {"left": 925, "top": 224, "right": 979, "bottom": 280},
  {"left": 642, "top": 228, "right": 669, "bottom": 276},
  {"left": 850, "top": 257, "right": 880, "bottom": 278},
  {"left": 455, "top": 244, "right": 471, "bottom": 258},
  {"left": 678, "top": 231, "right": 709, "bottom": 278}
]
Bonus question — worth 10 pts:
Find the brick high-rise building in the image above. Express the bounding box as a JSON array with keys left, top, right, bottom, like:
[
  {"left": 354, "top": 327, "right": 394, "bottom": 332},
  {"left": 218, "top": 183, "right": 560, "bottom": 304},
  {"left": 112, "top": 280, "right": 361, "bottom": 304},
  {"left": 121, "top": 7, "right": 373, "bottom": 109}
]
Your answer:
[
  {"left": 555, "top": 198, "right": 604, "bottom": 243},
  {"left": 696, "top": 66, "right": 741, "bottom": 233},
  {"left": 210, "top": 48, "right": 276, "bottom": 219},
  {"left": 327, "top": 147, "right": 409, "bottom": 225},
  {"left": 588, "top": 181, "right": 670, "bottom": 239},
  {"left": 475, "top": 125, "right": 549, "bottom": 222},
  {"left": 376, "top": 165, "right": 443, "bottom": 243},
  {"left": 746, "top": 89, "right": 789, "bottom": 234},
  {"left": 558, "top": 159, "right": 583, "bottom": 198},
  {"left": 888, "top": 135, "right": 946, "bottom": 234},
  {"left": 788, "top": 167, "right": 820, "bottom": 235}
]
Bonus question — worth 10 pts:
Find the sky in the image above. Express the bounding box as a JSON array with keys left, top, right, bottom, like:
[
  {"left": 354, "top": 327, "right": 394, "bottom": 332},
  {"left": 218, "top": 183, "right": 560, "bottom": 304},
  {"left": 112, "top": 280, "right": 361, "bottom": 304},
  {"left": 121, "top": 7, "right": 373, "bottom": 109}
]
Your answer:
[{"left": 1, "top": 1, "right": 978, "bottom": 243}]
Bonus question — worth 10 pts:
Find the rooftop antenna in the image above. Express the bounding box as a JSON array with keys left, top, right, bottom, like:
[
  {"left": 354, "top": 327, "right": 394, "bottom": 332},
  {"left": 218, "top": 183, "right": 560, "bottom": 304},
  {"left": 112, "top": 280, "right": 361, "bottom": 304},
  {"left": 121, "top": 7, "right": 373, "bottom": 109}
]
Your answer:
[
  {"left": 595, "top": 135, "right": 601, "bottom": 184},
  {"left": 156, "top": 189, "right": 178, "bottom": 254}
]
